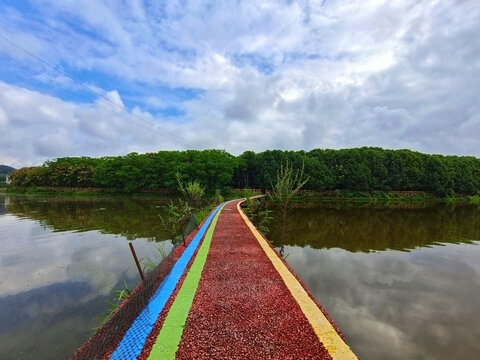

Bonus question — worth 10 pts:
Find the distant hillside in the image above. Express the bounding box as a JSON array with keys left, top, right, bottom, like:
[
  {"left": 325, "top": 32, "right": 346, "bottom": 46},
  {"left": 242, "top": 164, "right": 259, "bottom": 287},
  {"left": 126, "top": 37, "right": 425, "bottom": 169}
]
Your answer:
[{"left": 0, "top": 165, "right": 15, "bottom": 175}]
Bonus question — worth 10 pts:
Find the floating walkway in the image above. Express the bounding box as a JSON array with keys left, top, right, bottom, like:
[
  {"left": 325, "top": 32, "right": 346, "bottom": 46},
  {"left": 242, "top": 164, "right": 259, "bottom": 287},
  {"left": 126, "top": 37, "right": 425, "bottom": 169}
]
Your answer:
[{"left": 73, "top": 200, "right": 357, "bottom": 359}]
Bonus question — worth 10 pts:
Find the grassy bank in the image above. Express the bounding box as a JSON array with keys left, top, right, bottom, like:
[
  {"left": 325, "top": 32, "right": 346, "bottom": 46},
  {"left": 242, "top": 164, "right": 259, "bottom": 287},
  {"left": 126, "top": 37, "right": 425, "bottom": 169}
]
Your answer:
[
  {"left": 291, "top": 190, "right": 436, "bottom": 204},
  {"left": 285, "top": 190, "right": 480, "bottom": 206},
  {"left": 259, "top": 189, "right": 480, "bottom": 208},
  {"left": 5, "top": 186, "right": 480, "bottom": 206},
  {"left": 4, "top": 186, "right": 178, "bottom": 199}
]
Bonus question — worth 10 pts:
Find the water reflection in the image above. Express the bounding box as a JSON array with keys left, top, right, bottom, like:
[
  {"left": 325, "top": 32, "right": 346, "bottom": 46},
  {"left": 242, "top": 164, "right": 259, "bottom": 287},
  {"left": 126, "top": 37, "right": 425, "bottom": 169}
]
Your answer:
[
  {"left": 3, "top": 195, "right": 480, "bottom": 359},
  {"left": 268, "top": 205, "right": 480, "bottom": 251},
  {"left": 5, "top": 194, "right": 171, "bottom": 240},
  {"left": 267, "top": 204, "right": 480, "bottom": 360},
  {"left": 0, "top": 195, "right": 171, "bottom": 359},
  {"left": 285, "top": 244, "right": 480, "bottom": 359}
]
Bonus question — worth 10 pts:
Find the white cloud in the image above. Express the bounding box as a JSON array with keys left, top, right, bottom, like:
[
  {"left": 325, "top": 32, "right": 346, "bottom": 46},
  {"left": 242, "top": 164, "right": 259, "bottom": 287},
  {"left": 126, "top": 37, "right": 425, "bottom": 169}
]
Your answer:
[
  {"left": 0, "top": 105, "right": 8, "bottom": 126},
  {"left": 0, "top": 0, "right": 479, "bottom": 166},
  {"left": 285, "top": 242, "right": 480, "bottom": 359},
  {"left": 0, "top": 82, "right": 184, "bottom": 167}
]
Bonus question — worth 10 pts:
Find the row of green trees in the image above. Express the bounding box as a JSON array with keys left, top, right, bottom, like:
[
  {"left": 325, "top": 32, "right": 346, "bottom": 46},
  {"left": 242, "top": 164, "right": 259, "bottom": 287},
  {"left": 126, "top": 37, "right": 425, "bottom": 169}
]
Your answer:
[
  {"left": 8, "top": 147, "right": 480, "bottom": 196},
  {"left": 235, "top": 148, "right": 480, "bottom": 196},
  {"left": 8, "top": 150, "right": 238, "bottom": 193}
]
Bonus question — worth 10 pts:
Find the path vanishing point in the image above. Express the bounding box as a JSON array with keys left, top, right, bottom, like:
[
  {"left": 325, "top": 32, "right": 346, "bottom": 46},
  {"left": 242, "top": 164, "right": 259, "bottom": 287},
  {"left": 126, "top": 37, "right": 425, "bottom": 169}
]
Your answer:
[{"left": 73, "top": 199, "right": 358, "bottom": 360}]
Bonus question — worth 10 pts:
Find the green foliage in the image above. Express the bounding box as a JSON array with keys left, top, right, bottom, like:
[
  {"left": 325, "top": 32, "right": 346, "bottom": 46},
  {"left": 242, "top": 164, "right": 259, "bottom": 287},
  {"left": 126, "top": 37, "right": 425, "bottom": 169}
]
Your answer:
[
  {"left": 8, "top": 148, "right": 480, "bottom": 197},
  {"left": 270, "top": 162, "right": 309, "bottom": 248},
  {"left": 255, "top": 209, "right": 273, "bottom": 235},
  {"left": 176, "top": 171, "right": 205, "bottom": 209},
  {"left": 195, "top": 208, "right": 210, "bottom": 226},
  {"left": 271, "top": 162, "right": 310, "bottom": 212},
  {"left": 244, "top": 197, "right": 273, "bottom": 235},
  {"left": 141, "top": 257, "right": 157, "bottom": 275},
  {"left": 242, "top": 188, "right": 256, "bottom": 198},
  {"left": 141, "top": 244, "right": 168, "bottom": 274},
  {"left": 192, "top": 202, "right": 217, "bottom": 227},
  {"left": 243, "top": 196, "right": 258, "bottom": 217},
  {"left": 468, "top": 194, "right": 480, "bottom": 204},
  {"left": 294, "top": 189, "right": 436, "bottom": 205},
  {"left": 8, "top": 166, "right": 45, "bottom": 187},
  {"left": 213, "top": 189, "right": 224, "bottom": 204},
  {"left": 159, "top": 200, "right": 192, "bottom": 245},
  {"left": 94, "top": 279, "right": 131, "bottom": 331},
  {"left": 113, "top": 280, "right": 131, "bottom": 302}
]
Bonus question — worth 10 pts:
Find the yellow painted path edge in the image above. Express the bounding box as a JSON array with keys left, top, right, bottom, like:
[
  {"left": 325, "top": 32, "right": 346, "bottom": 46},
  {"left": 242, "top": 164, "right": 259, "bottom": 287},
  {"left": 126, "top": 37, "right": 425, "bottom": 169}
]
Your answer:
[{"left": 237, "top": 201, "right": 358, "bottom": 360}]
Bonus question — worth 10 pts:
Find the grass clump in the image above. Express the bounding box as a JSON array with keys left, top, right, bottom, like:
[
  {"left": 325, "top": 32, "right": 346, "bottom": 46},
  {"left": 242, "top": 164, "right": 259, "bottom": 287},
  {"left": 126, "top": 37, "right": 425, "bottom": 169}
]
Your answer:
[{"left": 93, "top": 279, "right": 131, "bottom": 331}]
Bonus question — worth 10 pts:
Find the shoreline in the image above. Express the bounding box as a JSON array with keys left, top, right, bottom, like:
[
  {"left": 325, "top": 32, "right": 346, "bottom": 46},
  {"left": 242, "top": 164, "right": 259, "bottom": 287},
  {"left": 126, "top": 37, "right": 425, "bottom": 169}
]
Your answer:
[{"left": 4, "top": 186, "right": 480, "bottom": 206}]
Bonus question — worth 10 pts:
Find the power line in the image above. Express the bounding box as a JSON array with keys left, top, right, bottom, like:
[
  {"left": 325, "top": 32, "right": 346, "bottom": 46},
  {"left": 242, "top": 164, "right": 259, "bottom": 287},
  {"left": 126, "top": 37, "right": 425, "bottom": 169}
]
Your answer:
[
  {"left": 0, "top": 53, "right": 43, "bottom": 76},
  {"left": 0, "top": 51, "right": 177, "bottom": 141},
  {"left": 0, "top": 31, "right": 195, "bottom": 148},
  {"left": 0, "top": 52, "right": 180, "bottom": 138}
]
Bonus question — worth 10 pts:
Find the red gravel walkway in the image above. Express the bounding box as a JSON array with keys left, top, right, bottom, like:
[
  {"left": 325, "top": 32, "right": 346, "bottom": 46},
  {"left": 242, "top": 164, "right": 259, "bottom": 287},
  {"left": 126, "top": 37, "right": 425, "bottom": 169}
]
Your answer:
[{"left": 174, "top": 200, "right": 336, "bottom": 359}]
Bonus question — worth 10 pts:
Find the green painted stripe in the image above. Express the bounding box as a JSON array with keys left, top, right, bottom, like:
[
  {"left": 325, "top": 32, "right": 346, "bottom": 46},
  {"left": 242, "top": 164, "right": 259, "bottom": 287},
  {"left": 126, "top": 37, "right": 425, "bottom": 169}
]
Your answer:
[{"left": 147, "top": 204, "right": 225, "bottom": 360}]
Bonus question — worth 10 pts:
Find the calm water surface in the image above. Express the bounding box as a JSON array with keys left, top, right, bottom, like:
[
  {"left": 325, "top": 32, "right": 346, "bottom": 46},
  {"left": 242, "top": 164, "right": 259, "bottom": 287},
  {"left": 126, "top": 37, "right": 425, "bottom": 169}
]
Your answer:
[
  {"left": 1, "top": 195, "right": 480, "bottom": 359},
  {"left": 0, "top": 194, "right": 173, "bottom": 359},
  {"left": 268, "top": 205, "right": 480, "bottom": 360}
]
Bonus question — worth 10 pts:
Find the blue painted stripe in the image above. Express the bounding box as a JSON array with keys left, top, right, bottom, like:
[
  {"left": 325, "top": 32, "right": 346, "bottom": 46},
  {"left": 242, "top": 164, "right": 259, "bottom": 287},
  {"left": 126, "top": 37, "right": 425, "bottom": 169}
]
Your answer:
[{"left": 110, "top": 203, "right": 224, "bottom": 360}]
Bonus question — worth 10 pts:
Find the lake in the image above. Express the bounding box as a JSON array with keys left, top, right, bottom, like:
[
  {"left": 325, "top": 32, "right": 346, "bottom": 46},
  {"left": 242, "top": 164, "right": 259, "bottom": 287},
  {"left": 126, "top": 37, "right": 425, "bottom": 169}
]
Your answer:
[
  {"left": 267, "top": 204, "right": 480, "bottom": 359},
  {"left": 1, "top": 195, "right": 479, "bottom": 359},
  {"left": 0, "top": 194, "right": 174, "bottom": 359}
]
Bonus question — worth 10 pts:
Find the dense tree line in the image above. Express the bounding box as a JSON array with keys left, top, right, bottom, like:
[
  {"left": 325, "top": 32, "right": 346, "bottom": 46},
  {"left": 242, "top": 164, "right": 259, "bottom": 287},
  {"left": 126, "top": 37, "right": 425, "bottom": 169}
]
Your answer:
[
  {"left": 237, "top": 147, "right": 480, "bottom": 196},
  {"left": 8, "top": 147, "right": 480, "bottom": 196},
  {"left": 8, "top": 150, "right": 238, "bottom": 193}
]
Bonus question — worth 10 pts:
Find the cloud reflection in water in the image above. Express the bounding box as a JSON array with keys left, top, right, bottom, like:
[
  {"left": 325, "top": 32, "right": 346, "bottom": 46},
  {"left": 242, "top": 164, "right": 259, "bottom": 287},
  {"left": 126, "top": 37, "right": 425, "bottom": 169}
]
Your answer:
[{"left": 285, "top": 244, "right": 480, "bottom": 359}]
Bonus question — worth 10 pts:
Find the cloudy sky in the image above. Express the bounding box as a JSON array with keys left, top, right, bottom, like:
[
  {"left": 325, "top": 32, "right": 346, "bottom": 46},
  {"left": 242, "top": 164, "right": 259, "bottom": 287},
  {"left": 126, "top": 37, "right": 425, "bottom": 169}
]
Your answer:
[{"left": 0, "top": 0, "right": 479, "bottom": 167}]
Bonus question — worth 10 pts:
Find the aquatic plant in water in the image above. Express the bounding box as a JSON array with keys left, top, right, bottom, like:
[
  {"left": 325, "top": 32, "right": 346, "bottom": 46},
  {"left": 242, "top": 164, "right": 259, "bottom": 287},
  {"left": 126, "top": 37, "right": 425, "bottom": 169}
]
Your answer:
[
  {"left": 141, "top": 244, "right": 168, "bottom": 274},
  {"left": 93, "top": 280, "right": 131, "bottom": 331}
]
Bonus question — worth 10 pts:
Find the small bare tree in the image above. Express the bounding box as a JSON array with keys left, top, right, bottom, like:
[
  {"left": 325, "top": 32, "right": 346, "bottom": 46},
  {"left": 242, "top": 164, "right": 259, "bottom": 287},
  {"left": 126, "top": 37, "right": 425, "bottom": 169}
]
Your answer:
[{"left": 271, "top": 162, "right": 309, "bottom": 254}]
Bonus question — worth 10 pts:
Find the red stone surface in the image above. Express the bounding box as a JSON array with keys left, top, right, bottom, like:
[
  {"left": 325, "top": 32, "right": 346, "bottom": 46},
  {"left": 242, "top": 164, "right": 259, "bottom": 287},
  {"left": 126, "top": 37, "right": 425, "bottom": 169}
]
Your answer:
[{"left": 175, "top": 201, "right": 335, "bottom": 359}]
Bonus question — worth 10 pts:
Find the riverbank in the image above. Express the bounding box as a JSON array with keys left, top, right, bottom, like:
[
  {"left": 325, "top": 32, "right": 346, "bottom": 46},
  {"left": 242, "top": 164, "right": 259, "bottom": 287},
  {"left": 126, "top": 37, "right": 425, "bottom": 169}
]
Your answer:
[
  {"left": 279, "top": 189, "right": 480, "bottom": 206},
  {"left": 4, "top": 186, "right": 178, "bottom": 199},
  {"left": 4, "top": 186, "right": 480, "bottom": 206}
]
